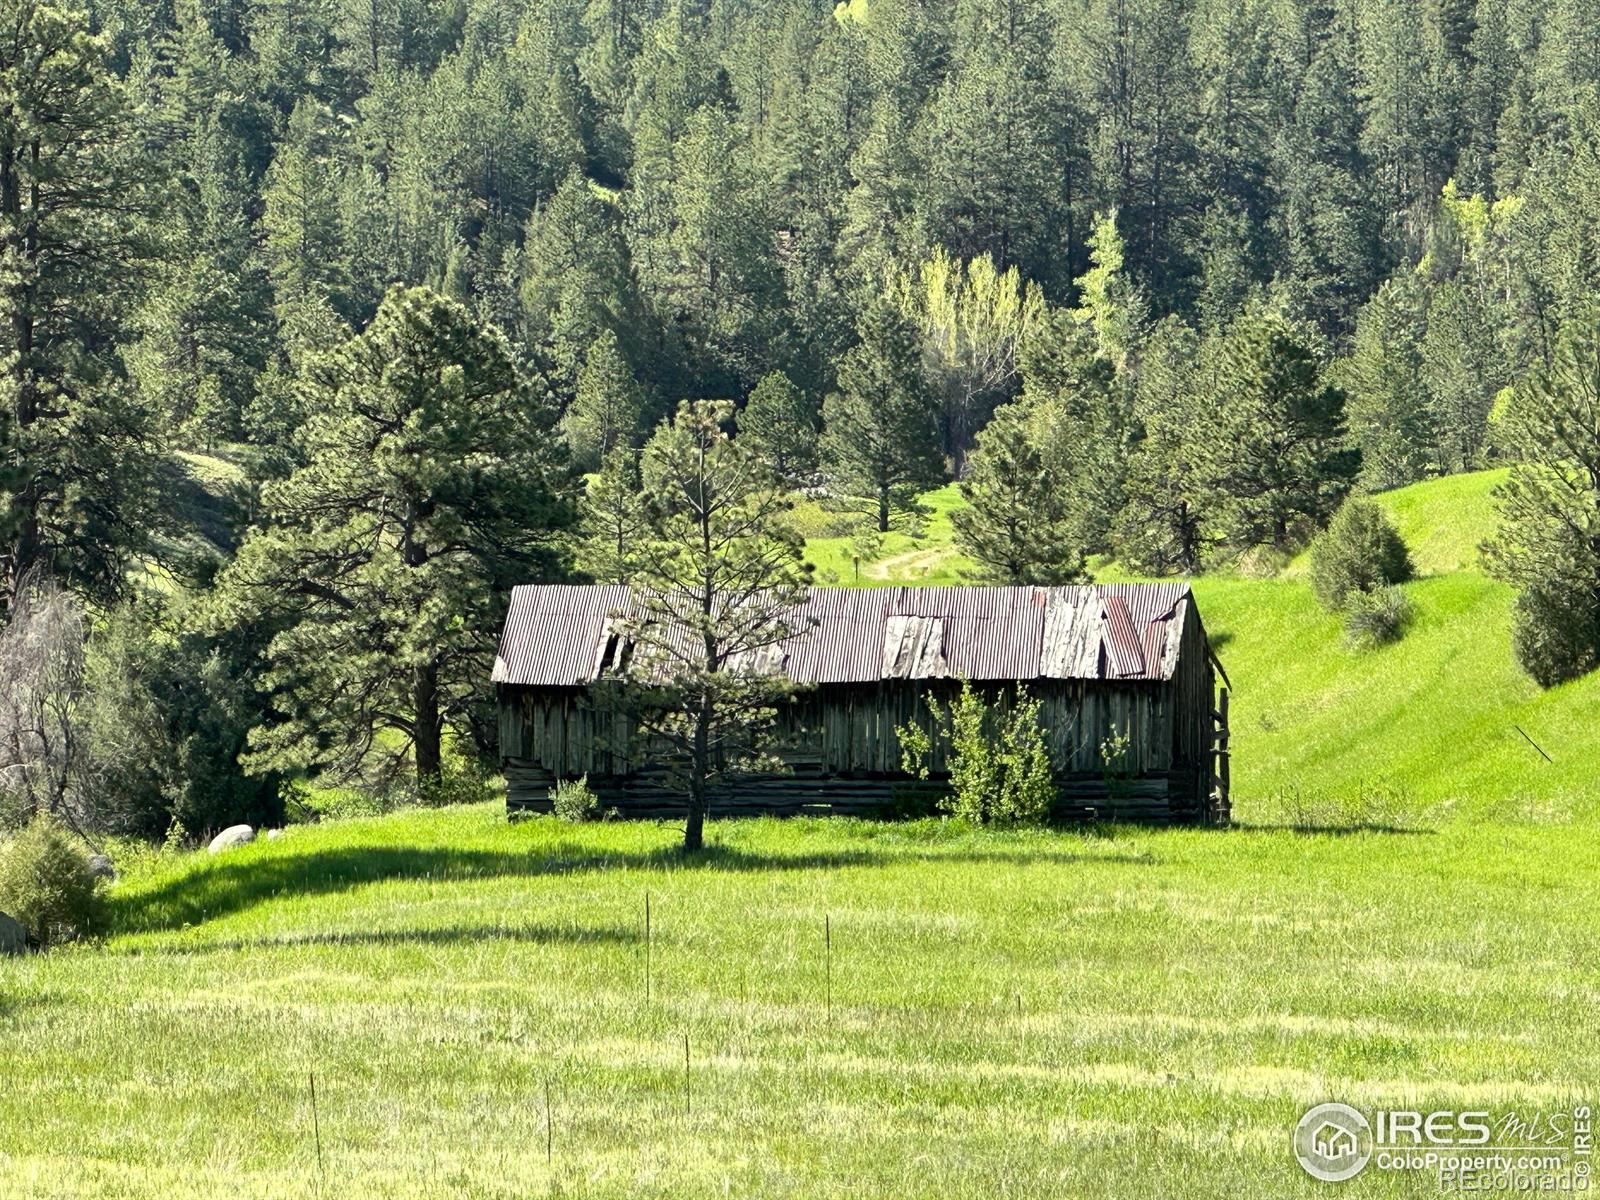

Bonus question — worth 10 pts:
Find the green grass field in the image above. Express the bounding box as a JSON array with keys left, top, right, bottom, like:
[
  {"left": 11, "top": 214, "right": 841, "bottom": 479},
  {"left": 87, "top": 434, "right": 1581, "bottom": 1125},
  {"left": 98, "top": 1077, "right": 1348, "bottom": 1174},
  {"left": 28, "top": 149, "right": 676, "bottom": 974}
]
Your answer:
[
  {"left": 4, "top": 467, "right": 1597, "bottom": 1198},
  {"left": 4, "top": 807, "right": 1595, "bottom": 1198}
]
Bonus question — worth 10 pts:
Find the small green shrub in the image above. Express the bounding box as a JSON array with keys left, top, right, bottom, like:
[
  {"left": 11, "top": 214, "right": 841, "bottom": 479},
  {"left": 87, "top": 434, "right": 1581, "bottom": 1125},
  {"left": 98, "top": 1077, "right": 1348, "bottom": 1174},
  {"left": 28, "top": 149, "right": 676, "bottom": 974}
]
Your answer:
[
  {"left": 1343, "top": 585, "right": 1414, "bottom": 648},
  {"left": 1099, "top": 723, "right": 1134, "bottom": 802},
  {"left": 1509, "top": 581, "right": 1600, "bottom": 687},
  {"left": 416, "top": 758, "right": 498, "bottom": 809},
  {"left": 551, "top": 776, "right": 600, "bottom": 823},
  {"left": 0, "top": 816, "right": 108, "bottom": 948},
  {"left": 1309, "top": 499, "right": 1413, "bottom": 612},
  {"left": 896, "top": 682, "right": 1055, "bottom": 826}
]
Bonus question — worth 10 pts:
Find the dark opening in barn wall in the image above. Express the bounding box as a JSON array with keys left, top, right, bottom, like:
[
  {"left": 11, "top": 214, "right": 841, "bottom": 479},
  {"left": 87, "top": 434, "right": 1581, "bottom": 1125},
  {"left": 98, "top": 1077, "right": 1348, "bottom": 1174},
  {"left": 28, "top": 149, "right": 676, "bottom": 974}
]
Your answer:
[{"left": 493, "top": 584, "right": 1230, "bottom": 824}]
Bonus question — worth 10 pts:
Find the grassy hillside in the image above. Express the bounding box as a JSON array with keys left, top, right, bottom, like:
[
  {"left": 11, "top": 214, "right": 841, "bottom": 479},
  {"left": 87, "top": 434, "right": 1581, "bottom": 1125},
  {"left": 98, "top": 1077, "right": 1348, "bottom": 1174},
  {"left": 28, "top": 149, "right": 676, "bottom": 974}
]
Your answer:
[
  {"left": 4, "top": 467, "right": 1593, "bottom": 1199},
  {"left": 805, "top": 470, "right": 1599, "bottom": 826},
  {"left": 795, "top": 484, "right": 967, "bottom": 586},
  {"left": 3, "top": 805, "right": 1594, "bottom": 1198}
]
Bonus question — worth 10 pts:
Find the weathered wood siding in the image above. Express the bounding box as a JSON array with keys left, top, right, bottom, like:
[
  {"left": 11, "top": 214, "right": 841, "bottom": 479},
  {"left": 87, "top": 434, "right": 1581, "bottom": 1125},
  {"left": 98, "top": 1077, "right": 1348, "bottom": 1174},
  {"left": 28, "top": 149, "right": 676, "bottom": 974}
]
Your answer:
[{"left": 500, "top": 668, "right": 1215, "bottom": 823}]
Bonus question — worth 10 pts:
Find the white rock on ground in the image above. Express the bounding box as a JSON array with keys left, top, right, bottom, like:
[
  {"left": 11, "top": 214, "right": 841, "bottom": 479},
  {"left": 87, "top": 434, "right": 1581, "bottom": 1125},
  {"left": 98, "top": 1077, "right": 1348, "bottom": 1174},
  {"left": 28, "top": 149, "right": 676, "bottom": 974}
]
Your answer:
[
  {"left": 207, "top": 825, "right": 255, "bottom": 854},
  {"left": 266, "top": 828, "right": 283, "bottom": 841}
]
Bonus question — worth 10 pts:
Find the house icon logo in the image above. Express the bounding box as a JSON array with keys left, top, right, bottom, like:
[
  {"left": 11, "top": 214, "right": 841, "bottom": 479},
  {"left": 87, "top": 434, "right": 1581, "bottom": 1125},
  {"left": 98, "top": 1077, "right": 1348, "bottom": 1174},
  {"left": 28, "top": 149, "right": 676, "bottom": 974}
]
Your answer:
[{"left": 1294, "top": 1102, "right": 1373, "bottom": 1182}]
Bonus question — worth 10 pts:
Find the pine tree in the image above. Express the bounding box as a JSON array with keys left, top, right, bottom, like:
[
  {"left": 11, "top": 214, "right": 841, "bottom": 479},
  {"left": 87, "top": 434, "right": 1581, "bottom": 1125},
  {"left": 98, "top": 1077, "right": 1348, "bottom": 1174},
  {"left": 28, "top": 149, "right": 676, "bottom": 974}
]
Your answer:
[
  {"left": 1017, "top": 306, "right": 1130, "bottom": 554},
  {"left": 1340, "top": 275, "right": 1435, "bottom": 490},
  {"left": 0, "top": 0, "right": 160, "bottom": 608},
  {"left": 578, "top": 444, "right": 648, "bottom": 583},
  {"left": 214, "top": 286, "right": 575, "bottom": 787},
  {"left": 1274, "top": 28, "right": 1386, "bottom": 336},
  {"left": 1066, "top": 0, "right": 1204, "bottom": 302},
  {"left": 952, "top": 399, "right": 1089, "bottom": 585},
  {"left": 1484, "top": 303, "right": 1600, "bottom": 686},
  {"left": 635, "top": 101, "right": 782, "bottom": 390},
  {"left": 821, "top": 295, "right": 943, "bottom": 532},
  {"left": 921, "top": 0, "right": 1062, "bottom": 284},
  {"left": 563, "top": 328, "right": 646, "bottom": 469},
  {"left": 738, "top": 371, "right": 819, "bottom": 480},
  {"left": 521, "top": 171, "right": 642, "bottom": 371},
  {"left": 1195, "top": 308, "right": 1360, "bottom": 552},
  {"left": 261, "top": 97, "right": 348, "bottom": 321},
  {"left": 609, "top": 398, "right": 811, "bottom": 853},
  {"left": 1421, "top": 279, "right": 1504, "bottom": 471},
  {"left": 1113, "top": 318, "right": 1211, "bottom": 574}
]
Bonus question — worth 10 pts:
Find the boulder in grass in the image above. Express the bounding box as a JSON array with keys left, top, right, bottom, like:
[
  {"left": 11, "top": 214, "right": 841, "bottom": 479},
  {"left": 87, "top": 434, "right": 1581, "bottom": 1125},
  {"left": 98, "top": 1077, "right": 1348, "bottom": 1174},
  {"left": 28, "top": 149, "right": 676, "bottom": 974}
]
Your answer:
[
  {"left": 207, "top": 825, "right": 255, "bottom": 854},
  {"left": 0, "top": 910, "right": 25, "bottom": 956},
  {"left": 266, "top": 828, "right": 284, "bottom": 841},
  {"left": 87, "top": 854, "right": 115, "bottom": 881}
]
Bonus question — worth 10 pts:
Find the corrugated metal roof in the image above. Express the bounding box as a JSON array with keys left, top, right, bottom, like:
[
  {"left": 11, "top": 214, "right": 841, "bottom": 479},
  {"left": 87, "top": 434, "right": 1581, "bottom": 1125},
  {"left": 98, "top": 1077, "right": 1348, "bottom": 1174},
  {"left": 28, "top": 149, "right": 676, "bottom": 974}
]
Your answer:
[{"left": 492, "top": 583, "right": 1197, "bottom": 687}]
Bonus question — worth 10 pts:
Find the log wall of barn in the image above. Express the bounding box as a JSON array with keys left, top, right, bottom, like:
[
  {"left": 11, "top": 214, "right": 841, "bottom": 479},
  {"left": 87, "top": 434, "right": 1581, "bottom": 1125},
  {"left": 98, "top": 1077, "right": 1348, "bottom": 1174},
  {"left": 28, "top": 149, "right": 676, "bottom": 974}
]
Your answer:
[{"left": 500, "top": 672, "right": 1213, "bottom": 823}]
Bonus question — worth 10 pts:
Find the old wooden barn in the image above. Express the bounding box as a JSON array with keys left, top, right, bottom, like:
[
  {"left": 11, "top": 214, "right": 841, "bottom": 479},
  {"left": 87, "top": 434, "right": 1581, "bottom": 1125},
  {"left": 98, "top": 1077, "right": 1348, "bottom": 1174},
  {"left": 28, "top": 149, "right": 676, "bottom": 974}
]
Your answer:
[{"left": 493, "top": 583, "right": 1230, "bottom": 823}]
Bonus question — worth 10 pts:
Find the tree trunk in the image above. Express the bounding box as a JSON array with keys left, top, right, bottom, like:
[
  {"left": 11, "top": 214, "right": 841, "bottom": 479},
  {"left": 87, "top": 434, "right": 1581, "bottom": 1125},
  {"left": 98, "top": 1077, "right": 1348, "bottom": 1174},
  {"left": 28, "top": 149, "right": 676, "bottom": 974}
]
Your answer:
[
  {"left": 413, "top": 658, "right": 442, "bottom": 787},
  {"left": 684, "top": 700, "right": 709, "bottom": 852},
  {"left": 0, "top": 133, "right": 40, "bottom": 606},
  {"left": 877, "top": 487, "right": 890, "bottom": 533}
]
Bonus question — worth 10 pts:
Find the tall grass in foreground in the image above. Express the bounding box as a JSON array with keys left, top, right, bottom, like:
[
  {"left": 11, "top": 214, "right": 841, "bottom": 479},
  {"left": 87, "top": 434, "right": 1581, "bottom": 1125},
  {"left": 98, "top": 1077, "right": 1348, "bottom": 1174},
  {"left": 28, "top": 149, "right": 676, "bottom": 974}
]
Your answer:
[{"left": 1, "top": 803, "right": 1595, "bottom": 1198}]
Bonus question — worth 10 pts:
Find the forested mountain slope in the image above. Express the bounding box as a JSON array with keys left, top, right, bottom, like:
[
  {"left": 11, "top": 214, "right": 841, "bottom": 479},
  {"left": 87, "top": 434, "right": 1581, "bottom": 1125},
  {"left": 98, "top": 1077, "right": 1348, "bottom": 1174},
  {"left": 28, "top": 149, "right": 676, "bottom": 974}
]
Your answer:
[{"left": 6, "top": 0, "right": 1600, "bottom": 835}]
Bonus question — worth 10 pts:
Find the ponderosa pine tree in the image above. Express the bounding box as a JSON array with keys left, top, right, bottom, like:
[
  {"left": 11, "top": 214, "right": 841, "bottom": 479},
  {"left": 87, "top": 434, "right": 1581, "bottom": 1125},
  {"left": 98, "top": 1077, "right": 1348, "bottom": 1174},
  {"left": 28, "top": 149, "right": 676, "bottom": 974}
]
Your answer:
[
  {"left": 0, "top": 0, "right": 160, "bottom": 610},
  {"left": 563, "top": 327, "right": 646, "bottom": 469},
  {"left": 1196, "top": 307, "right": 1359, "bottom": 552},
  {"left": 1274, "top": 29, "right": 1386, "bottom": 337},
  {"left": 214, "top": 285, "right": 574, "bottom": 788},
  {"left": 1113, "top": 318, "right": 1211, "bottom": 574},
  {"left": 952, "top": 399, "right": 1089, "bottom": 585},
  {"left": 610, "top": 398, "right": 811, "bottom": 853},
  {"left": 1484, "top": 304, "right": 1600, "bottom": 686},
  {"left": 822, "top": 295, "right": 943, "bottom": 532},
  {"left": 260, "top": 99, "right": 348, "bottom": 322},
  {"left": 578, "top": 443, "right": 648, "bottom": 583},
  {"left": 1341, "top": 275, "right": 1434, "bottom": 490},
  {"left": 738, "top": 370, "right": 819, "bottom": 481},
  {"left": 520, "top": 170, "right": 645, "bottom": 380}
]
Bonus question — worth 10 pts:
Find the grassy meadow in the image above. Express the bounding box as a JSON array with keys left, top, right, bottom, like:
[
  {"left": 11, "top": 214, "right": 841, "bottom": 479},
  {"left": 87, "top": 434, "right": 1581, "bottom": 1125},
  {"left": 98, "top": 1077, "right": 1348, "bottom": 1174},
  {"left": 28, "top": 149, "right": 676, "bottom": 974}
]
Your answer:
[
  {"left": 4, "top": 807, "right": 1596, "bottom": 1198},
  {"left": 4, "top": 466, "right": 1599, "bottom": 1198}
]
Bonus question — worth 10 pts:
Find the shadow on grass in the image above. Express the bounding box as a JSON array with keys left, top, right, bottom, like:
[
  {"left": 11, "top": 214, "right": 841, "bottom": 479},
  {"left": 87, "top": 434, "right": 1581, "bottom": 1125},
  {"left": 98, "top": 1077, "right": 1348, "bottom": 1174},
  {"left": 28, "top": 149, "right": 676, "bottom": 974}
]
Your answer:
[
  {"left": 114, "top": 838, "right": 1160, "bottom": 936},
  {"left": 115, "top": 921, "right": 641, "bottom": 956},
  {"left": 113, "top": 842, "right": 882, "bottom": 935},
  {"left": 0, "top": 990, "right": 38, "bottom": 1021},
  {"left": 1233, "top": 822, "right": 1435, "bottom": 836}
]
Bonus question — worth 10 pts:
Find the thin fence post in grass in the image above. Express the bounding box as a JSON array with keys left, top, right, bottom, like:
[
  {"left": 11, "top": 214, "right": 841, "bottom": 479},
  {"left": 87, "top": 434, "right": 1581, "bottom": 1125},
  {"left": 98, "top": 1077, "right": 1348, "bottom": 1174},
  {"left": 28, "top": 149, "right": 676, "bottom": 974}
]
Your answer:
[
  {"left": 308, "top": 1070, "right": 325, "bottom": 1197},
  {"left": 1514, "top": 724, "right": 1553, "bottom": 763},
  {"left": 543, "top": 1073, "right": 553, "bottom": 1166},
  {"left": 825, "top": 914, "right": 832, "bottom": 1018}
]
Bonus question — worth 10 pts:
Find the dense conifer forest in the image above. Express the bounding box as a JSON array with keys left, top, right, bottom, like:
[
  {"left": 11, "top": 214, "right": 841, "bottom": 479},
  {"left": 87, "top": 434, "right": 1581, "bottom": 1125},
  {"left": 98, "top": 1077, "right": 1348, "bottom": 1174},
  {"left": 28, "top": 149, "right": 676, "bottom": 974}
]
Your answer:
[{"left": 6, "top": 0, "right": 1600, "bottom": 834}]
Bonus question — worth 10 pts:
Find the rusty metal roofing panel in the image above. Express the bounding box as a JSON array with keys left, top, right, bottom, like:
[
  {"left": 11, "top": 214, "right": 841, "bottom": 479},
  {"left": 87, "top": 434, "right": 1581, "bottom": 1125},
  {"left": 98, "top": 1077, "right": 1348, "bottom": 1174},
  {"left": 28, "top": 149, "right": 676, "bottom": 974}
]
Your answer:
[
  {"left": 494, "top": 582, "right": 1199, "bottom": 687},
  {"left": 784, "top": 588, "right": 885, "bottom": 683},
  {"left": 1101, "top": 593, "right": 1147, "bottom": 677},
  {"left": 886, "top": 586, "right": 1046, "bottom": 680}
]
